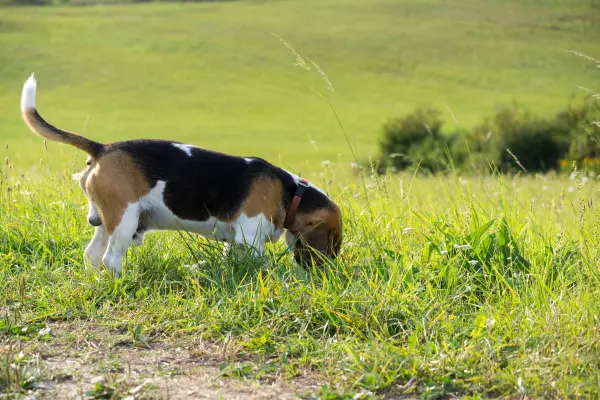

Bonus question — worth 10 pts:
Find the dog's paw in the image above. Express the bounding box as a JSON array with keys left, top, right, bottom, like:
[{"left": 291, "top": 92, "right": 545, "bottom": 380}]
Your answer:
[{"left": 131, "top": 232, "right": 144, "bottom": 246}]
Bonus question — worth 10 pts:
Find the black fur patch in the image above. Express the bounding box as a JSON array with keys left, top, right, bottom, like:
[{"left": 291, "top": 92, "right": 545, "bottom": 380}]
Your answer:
[{"left": 98, "top": 140, "right": 332, "bottom": 223}]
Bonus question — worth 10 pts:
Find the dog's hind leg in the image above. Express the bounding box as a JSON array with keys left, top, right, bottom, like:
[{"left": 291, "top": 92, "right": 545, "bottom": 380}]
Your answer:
[
  {"left": 131, "top": 220, "right": 146, "bottom": 247},
  {"left": 102, "top": 202, "right": 140, "bottom": 276},
  {"left": 131, "top": 230, "right": 145, "bottom": 246},
  {"left": 84, "top": 225, "right": 108, "bottom": 268}
]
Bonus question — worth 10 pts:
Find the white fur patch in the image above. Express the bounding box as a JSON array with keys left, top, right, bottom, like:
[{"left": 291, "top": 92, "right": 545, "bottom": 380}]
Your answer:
[
  {"left": 21, "top": 73, "right": 37, "bottom": 112},
  {"left": 172, "top": 143, "right": 196, "bottom": 157},
  {"left": 233, "top": 213, "right": 281, "bottom": 255}
]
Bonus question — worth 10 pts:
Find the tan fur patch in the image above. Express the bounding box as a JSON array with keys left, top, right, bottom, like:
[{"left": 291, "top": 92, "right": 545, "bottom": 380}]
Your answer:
[
  {"left": 234, "top": 178, "right": 285, "bottom": 227},
  {"left": 84, "top": 151, "right": 150, "bottom": 234},
  {"left": 289, "top": 207, "right": 340, "bottom": 235}
]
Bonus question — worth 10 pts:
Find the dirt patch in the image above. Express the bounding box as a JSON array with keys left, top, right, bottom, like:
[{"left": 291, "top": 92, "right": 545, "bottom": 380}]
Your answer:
[{"left": 1, "top": 322, "right": 323, "bottom": 399}]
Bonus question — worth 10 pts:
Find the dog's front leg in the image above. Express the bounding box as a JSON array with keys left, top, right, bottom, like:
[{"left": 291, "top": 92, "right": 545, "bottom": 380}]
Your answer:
[
  {"left": 131, "top": 231, "right": 145, "bottom": 246},
  {"left": 233, "top": 223, "right": 269, "bottom": 258},
  {"left": 233, "top": 237, "right": 265, "bottom": 258}
]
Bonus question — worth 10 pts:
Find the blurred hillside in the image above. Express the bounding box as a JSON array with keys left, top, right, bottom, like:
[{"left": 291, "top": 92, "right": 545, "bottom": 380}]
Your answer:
[{"left": 0, "top": 0, "right": 598, "bottom": 171}]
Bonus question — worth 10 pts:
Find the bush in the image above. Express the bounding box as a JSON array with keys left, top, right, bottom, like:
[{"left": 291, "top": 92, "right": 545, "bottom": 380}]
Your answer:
[
  {"left": 378, "top": 107, "right": 467, "bottom": 174},
  {"left": 376, "top": 99, "right": 600, "bottom": 175},
  {"left": 468, "top": 103, "right": 571, "bottom": 173},
  {"left": 562, "top": 100, "right": 600, "bottom": 169}
]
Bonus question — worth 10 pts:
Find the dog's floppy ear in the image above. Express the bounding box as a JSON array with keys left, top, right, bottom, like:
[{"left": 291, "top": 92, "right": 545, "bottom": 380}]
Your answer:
[{"left": 288, "top": 207, "right": 342, "bottom": 266}]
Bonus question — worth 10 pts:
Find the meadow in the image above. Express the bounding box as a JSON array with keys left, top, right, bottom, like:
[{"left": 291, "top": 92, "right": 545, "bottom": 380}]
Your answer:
[
  {"left": 1, "top": 0, "right": 600, "bottom": 398},
  {"left": 0, "top": 0, "right": 599, "bottom": 170}
]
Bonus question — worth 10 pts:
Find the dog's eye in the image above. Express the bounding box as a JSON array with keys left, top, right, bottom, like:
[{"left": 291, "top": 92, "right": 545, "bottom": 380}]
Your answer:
[{"left": 86, "top": 159, "right": 91, "bottom": 166}]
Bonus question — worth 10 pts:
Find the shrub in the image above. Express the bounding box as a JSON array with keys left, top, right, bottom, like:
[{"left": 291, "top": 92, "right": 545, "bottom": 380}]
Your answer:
[
  {"left": 562, "top": 100, "right": 600, "bottom": 170},
  {"left": 470, "top": 100, "right": 600, "bottom": 173},
  {"left": 378, "top": 107, "right": 466, "bottom": 174},
  {"left": 467, "top": 104, "right": 569, "bottom": 173},
  {"left": 376, "top": 99, "right": 600, "bottom": 176}
]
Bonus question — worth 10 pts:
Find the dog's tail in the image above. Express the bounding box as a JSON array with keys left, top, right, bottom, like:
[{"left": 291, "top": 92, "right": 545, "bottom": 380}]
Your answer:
[{"left": 21, "top": 74, "right": 104, "bottom": 157}]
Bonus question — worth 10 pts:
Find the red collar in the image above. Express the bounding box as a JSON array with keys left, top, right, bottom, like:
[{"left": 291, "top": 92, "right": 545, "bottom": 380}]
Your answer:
[{"left": 284, "top": 178, "right": 309, "bottom": 230}]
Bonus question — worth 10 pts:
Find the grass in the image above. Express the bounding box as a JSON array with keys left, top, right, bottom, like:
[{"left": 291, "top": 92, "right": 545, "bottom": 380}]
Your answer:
[
  {"left": 2, "top": 162, "right": 600, "bottom": 398},
  {"left": 0, "top": 0, "right": 599, "bottom": 170}
]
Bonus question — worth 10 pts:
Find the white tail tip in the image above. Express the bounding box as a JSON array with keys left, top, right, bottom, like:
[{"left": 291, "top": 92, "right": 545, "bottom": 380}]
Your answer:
[{"left": 21, "top": 73, "right": 37, "bottom": 112}]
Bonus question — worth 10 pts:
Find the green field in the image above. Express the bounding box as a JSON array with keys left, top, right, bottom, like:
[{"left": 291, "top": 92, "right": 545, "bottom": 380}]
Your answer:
[
  {"left": 2, "top": 0, "right": 600, "bottom": 399},
  {"left": 1, "top": 0, "right": 599, "bottom": 171}
]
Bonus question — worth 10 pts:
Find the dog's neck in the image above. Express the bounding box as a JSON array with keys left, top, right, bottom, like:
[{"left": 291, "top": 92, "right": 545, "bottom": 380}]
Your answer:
[{"left": 283, "top": 177, "right": 309, "bottom": 229}]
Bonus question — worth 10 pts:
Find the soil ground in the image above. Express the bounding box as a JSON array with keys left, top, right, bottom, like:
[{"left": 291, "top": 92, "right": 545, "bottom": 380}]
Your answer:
[{"left": 1, "top": 322, "right": 327, "bottom": 400}]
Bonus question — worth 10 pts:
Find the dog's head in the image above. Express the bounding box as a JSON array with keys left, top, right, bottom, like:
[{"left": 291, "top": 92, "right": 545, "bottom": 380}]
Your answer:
[{"left": 286, "top": 201, "right": 343, "bottom": 266}]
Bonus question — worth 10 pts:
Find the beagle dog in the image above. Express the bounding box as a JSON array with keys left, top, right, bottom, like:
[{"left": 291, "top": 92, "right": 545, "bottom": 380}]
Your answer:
[{"left": 20, "top": 74, "right": 342, "bottom": 275}]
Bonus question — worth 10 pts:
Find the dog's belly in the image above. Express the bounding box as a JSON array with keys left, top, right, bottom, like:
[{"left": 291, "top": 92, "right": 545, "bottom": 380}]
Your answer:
[{"left": 139, "top": 180, "right": 235, "bottom": 241}]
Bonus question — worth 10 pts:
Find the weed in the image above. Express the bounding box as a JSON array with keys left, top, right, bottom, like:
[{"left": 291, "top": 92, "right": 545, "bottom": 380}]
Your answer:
[{"left": 0, "top": 349, "right": 45, "bottom": 395}]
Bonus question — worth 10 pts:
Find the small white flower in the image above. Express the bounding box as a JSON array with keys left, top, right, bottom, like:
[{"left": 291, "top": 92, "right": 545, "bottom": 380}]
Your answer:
[
  {"left": 543, "top": 185, "right": 548, "bottom": 191},
  {"left": 453, "top": 244, "right": 471, "bottom": 250},
  {"left": 569, "top": 171, "right": 578, "bottom": 181},
  {"left": 402, "top": 227, "right": 413, "bottom": 234},
  {"left": 184, "top": 261, "right": 206, "bottom": 270},
  {"left": 517, "top": 376, "right": 525, "bottom": 393},
  {"left": 38, "top": 327, "right": 52, "bottom": 336},
  {"left": 582, "top": 177, "right": 589, "bottom": 185},
  {"left": 468, "top": 260, "right": 478, "bottom": 266},
  {"left": 568, "top": 186, "right": 575, "bottom": 193},
  {"left": 321, "top": 160, "right": 333, "bottom": 167},
  {"left": 440, "top": 250, "right": 449, "bottom": 256}
]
